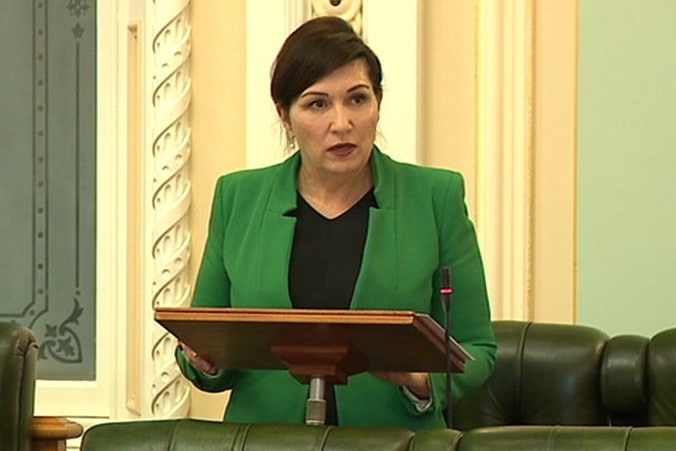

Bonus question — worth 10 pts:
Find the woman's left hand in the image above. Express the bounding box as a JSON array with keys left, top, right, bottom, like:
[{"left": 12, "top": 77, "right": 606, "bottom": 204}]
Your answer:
[{"left": 370, "top": 371, "right": 430, "bottom": 399}]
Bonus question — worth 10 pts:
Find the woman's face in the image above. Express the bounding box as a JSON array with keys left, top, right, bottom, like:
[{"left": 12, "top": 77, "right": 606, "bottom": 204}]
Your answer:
[{"left": 279, "top": 59, "right": 380, "bottom": 180}]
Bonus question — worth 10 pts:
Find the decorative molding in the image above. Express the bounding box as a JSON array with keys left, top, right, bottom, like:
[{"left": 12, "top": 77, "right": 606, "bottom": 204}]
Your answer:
[
  {"left": 148, "top": 0, "right": 192, "bottom": 419},
  {"left": 311, "top": 0, "right": 363, "bottom": 35},
  {"left": 126, "top": 19, "right": 143, "bottom": 417},
  {"left": 476, "top": 0, "right": 534, "bottom": 320}
]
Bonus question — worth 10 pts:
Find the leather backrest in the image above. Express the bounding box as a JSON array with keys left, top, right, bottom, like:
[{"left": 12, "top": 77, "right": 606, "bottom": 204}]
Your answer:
[
  {"left": 80, "top": 420, "right": 458, "bottom": 451},
  {"left": 456, "top": 426, "right": 676, "bottom": 451},
  {"left": 647, "top": 327, "right": 676, "bottom": 425},
  {"left": 453, "top": 321, "right": 610, "bottom": 429},
  {"left": 0, "top": 322, "right": 38, "bottom": 451},
  {"left": 600, "top": 334, "right": 650, "bottom": 425},
  {"left": 454, "top": 321, "right": 676, "bottom": 429},
  {"left": 79, "top": 420, "right": 676, "bottom": 451}
]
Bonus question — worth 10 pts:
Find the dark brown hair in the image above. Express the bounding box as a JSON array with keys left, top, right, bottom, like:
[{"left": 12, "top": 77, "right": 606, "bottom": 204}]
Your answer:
[{"left": 270, "top": 16, "right": 383, "bottom": 112}]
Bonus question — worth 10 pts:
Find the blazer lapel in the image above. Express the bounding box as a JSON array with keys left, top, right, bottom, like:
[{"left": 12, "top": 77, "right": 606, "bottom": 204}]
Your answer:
[
  {"left": 257, "top": 212, "right": 296, "bottom": 308},
  {"left": 351, "top": 148, "right": 398, "bottom": 310},
  {"left": 251, "top": 149, "right": 400, "bottom": 311},
  {"left": 351, "top": 207, "right": 397, "bottom": 310},
  {"left": 254, "top": 154, "right": 300, "bottom": 309}
]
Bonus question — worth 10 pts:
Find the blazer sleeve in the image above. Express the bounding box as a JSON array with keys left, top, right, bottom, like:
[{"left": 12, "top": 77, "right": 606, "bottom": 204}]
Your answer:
[
  {"left": 175, "top": 176, "right": 241, "bottom": 392},
  {"left": 427, "top": 172, "right": 496, "bottom": 412},
  {"left": 191, "top": 176, "right": 232, "bottom": 307}
]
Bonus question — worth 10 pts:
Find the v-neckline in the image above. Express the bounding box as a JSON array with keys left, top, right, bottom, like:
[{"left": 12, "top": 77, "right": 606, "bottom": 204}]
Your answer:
[{"left": 298, "top": 188, "right": 375, "bottom": 221}]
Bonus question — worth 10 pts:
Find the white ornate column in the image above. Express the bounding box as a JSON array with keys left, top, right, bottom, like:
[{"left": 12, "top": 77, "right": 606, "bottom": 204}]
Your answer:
[
  {"left": 147, "top": 0, "right": 192, "bottom": 418},
  {"left": 476, "top": 0, "right": 534, "bottom": 320}
]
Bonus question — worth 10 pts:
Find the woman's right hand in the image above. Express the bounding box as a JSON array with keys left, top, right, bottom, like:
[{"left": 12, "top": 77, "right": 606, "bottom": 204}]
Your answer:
[{"left": 180, "top": 342, "right": 219, "bottom": 376}]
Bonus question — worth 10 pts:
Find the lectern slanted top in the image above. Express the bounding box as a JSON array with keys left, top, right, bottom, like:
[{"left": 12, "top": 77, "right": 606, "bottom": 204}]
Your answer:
[{"left": 155, "top": 307, "right": 473, "bottom": 385}]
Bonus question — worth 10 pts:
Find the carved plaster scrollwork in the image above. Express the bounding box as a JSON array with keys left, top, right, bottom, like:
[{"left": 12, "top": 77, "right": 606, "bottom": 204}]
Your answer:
[
  {"left": 149, "top": 0, "right": 192, "bottom": 419},
  {"left": 311, "top": 0, "right": 363, "bottom": 35}
]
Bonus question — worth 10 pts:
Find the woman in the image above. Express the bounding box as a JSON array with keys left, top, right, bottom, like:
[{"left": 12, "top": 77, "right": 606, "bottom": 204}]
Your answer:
[{"left": 176, "top": 16, "right": 496, "bottom": 430}]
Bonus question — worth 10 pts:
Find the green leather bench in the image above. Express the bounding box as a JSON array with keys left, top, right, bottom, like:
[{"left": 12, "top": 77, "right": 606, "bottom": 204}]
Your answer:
[
  {"left": 453, "top": 321, "right": 676, "bottom": 429},
  {"left": 80, "top": 420, "right": 676, "bottom": 450}
]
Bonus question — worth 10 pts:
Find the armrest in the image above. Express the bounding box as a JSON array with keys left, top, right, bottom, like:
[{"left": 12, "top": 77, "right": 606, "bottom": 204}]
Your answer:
[{"left": 32, "top": 416, "right": 84, "bottom": 451}]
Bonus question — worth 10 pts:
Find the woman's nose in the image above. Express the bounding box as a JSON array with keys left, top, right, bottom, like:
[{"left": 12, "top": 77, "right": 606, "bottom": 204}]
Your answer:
[{"left": 330, "top": 106, "right": 353, "bottom": 132}]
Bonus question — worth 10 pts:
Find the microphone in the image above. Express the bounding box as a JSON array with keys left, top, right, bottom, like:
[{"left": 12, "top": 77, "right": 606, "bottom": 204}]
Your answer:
[{"left": 440, "top": 266, "right": 454, "bottom": 428}]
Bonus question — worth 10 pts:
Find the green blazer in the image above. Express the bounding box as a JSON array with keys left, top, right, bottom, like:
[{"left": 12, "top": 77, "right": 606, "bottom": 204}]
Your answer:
[{"left": 177, "top": 148, "right": 496, "bottom": 430}]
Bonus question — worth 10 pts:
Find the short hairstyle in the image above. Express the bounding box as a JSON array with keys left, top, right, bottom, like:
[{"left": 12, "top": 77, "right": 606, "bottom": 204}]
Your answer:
[{"left": 270, "top": 16, "right": 383, "bottom": 112}]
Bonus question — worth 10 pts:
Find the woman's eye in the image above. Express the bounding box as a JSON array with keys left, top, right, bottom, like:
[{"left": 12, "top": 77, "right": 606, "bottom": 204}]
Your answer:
[
  {"left": 352, "top": 94, "right": 368, "bottom": 105},
  {"left": 309, "top": 99, "right": 327, "bottom": 109}
]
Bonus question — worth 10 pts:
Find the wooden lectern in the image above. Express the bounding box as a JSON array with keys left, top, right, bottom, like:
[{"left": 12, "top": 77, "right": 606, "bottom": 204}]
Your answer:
[{"left": 155, "top": 307, "right": 472, "bottom": 425}]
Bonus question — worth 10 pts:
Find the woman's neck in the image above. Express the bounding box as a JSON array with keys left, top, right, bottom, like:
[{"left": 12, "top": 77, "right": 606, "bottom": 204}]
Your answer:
[{"left": 297, "top": 165, "right": 373, "bottom": 219}]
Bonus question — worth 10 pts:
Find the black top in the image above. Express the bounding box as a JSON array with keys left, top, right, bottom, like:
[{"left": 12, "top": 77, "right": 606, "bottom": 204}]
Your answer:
[
  {"left": 287, "top": 188, "right": 377, "bottom": 425},
  {"left": 288, "top": 189, "right": 376, "bottom": 309}
]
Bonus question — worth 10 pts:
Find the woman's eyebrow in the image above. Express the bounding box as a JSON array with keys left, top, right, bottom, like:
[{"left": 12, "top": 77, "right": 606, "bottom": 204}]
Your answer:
[{"left": 299, "top": 84, "right": 371, "bottom": 98}]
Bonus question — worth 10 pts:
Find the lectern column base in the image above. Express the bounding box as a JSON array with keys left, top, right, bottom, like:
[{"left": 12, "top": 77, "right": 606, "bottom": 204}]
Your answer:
[{"left": 305, "top": 376, "right": 327, "bottom": 425}]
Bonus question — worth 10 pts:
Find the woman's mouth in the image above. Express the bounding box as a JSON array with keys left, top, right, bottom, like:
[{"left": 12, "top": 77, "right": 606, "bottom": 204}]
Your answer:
[{"left": 328, "top": 143, "right": 356, "bottom": 154}]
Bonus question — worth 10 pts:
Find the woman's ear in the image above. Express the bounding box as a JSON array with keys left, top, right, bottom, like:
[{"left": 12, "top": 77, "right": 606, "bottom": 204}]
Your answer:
[
  {"left": 276, "top": 103, "right": 291, "bottom": 129},
  {"left": 276, "top": 103, "right": 296, "bottom": 151}
]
